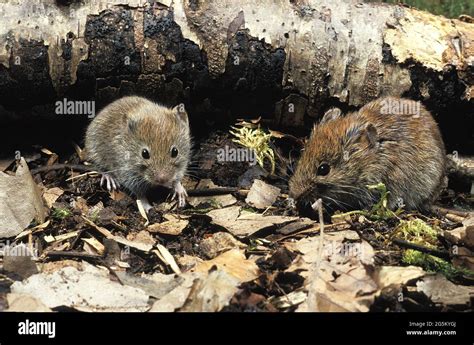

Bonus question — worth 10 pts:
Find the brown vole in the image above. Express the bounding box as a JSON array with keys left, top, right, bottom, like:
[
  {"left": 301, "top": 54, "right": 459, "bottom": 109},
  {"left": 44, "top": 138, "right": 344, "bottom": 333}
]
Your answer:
[
  {"left": 85, "top": 96, "right": 191, "bottom": 212},
  {"left": 289, "top": 97, "right": 446, "bottom": 215}
]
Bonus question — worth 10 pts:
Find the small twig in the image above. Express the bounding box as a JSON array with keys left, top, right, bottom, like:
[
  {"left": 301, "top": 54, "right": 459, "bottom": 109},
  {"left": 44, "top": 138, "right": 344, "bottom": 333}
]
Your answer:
[
  {"left": 431, "top": 205, "right": 469, "bottom": 218},
  {"left": 306, "top": 198, "right": 324, "bottom": 312},
  {"left": 44, "top": 250, "right": 124, "bottom": 285},
  {"left": 66, "top": 171, "right": 98, "bottom": 182},
  {"left": 31, "top": 163, "right": 91, "bottom": 174},
  {"left": 392, "top": 238, "right": 451, "bottom": 260},
  {"left": 186, "top": 187, "right": 247, "bottom": 196},
  {"left": 45, "top": 250, "right": 103, "bottom": 261}
]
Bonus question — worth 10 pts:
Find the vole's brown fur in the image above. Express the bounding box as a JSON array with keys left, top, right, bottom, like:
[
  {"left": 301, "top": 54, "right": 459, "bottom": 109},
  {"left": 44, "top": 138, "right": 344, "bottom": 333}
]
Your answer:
[
  {"left": 85, "top": 96, "right": 191, "bottom": 211},
  {"left": 289, "top": 97, "right": 446, "bottom": 214}
]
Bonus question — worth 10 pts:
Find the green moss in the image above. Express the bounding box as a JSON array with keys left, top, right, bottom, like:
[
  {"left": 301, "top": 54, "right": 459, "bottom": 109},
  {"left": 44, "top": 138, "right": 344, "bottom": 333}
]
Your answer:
[
  {"left": 394, "top": 219, "right": 439, "bottom": 246},
  {"left": 402, "top": 249, "right": 474, "bottom": 280},
  {"left": 51, "top": 207, "right": 72, "bottom": 220}
]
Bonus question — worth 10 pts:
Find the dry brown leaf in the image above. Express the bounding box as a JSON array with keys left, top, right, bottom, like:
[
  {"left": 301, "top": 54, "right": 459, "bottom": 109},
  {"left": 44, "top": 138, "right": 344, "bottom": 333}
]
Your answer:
[
  {"left": 0, "top": 157, "right": 46, "bottom": 238},
  {"left": 147, "top": 217, "right": 189, "bottom": 236},
  {"left": 452, "top": 247, "right": 474, "bottom": 271},
  {"left": 177, "top": 254, "right": 204, "bottom": 271},
  {"left": 127, "top": 230, "right": 156, "bottom": 247},
  {"left": 285, "top": 234, "right": 378, "bottom": 312},
  {"left": 150, "top": 272, "right": 203, "bottom": 312},
  {"left": 376, "top": 266, "right": 426, "bottom": 289},
  {"left": 180, "top": 269, "right": 240, "bottom": 312},
  {"left": 110, "top": 190, "right": 128, "bottom": 201},
  {"left": 43, "top": 187, "right": 64, "bottom": 209},
  {"left": 207, "top": 206, "right": 299, "bottom": 238},
  {"left": 113, "top": 236, "right": 153, "bottom": 253},
  {"left": 200, "top": 232, "right": 246, "bottom": 259},
  {"left": 443, "top": 215, "right": 474, "bottom": 250},
  {"left": 193, "top": 249, "right": 259, "bottom": 282},
  {"left": 187, "top": 179, "right": 237, "bottom": 208},
  {"left": 10, "top": 262, "right": 150, "bottom": 312},
  {"left": 416, "top": 274, "right": 474, "bottom": 307}
]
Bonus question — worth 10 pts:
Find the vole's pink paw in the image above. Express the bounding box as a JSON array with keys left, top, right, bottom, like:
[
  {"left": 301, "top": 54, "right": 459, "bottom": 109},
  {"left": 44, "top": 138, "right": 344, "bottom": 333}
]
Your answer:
[
  {"left": 100, "top": 173, "right": 120, "bottom": 192},
  {"left": 172, "top": 181, "right": 188, "bottom": 208}
]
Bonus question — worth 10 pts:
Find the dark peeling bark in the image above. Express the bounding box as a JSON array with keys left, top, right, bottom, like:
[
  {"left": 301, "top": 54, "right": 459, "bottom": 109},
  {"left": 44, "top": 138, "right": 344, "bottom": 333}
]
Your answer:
[{"left": 0, "top": 0, "right": 472, "bottom": 154}]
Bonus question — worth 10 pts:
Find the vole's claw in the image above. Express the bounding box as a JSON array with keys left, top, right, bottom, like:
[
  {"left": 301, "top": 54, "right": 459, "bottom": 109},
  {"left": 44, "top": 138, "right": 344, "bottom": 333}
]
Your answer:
[
  {"left": 172, "top": 181, "right": 188, "bottom": 208},
  {"left": 100, "top": 173, "right": 119, "bottom": 192}
]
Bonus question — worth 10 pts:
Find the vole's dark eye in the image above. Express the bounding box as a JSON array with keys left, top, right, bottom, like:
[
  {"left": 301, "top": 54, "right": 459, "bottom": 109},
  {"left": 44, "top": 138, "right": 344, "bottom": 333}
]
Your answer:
[
  {"left": 142, "top": 149, "right": 150, "bottom": 159},
  {"left": 171, "top": 146, "right": 178, "bottom": 158},
  {"left": 317, "top": 163, "right": 330, "bottom": 176}
]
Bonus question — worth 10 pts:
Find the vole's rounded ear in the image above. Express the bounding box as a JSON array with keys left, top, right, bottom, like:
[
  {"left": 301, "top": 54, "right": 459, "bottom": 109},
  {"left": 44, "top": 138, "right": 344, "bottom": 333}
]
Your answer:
[
  {"left": 128, "top": 118, "right": 138, "bottom": 133},
  {"left": 364, "top": 123, "right": 378, "bottom": 147},
  {"left": 172, "top": 103, "right": 188, "bottom": 124},
  {"left": 345, "top": 123, "right": 378, "bottom": 147},
  {"left": 320, "top": 107, "right": 342, "bottom": 124}
]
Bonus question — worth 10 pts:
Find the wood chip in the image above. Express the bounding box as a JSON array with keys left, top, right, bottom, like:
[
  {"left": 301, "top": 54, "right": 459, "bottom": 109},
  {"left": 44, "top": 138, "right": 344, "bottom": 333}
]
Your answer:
[
  {"left": 136, "top": 199, "right": 149, "bottom": 224},
  {"left": 82, "top": 216, "right": 113, "bottom": 238},
  {"left": 15, "top": 220, "right": 50, "bottom": 240},
  {"left": 44, "top": 230, "right": 80, "bottom": 244},
  {"left": 154, "top": 245, "right": 181, "bottom": 274},
  {"left": 82, "top": 237, "right": 105, "bottom": 255}
]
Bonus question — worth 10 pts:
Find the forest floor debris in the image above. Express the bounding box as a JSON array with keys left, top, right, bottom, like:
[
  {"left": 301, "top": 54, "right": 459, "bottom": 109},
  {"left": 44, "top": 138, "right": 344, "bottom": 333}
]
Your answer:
[{"left": 0, "top": 132, "right": 473, "bottom": 312}]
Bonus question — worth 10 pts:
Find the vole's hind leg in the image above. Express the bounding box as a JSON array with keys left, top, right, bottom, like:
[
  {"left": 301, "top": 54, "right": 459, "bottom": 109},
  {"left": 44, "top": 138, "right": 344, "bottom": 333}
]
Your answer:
[
  {"left": 100, "top": 173, "right": 120, "bottom": 192},
  {"left": 171, "top": 181, "right": 188, "bottom": 208}
]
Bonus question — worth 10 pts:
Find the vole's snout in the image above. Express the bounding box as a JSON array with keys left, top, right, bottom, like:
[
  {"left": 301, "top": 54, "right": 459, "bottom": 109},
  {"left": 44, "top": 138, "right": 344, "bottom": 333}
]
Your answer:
[{"left": 153, "top": 172, "right": 172, "bottom": 187}]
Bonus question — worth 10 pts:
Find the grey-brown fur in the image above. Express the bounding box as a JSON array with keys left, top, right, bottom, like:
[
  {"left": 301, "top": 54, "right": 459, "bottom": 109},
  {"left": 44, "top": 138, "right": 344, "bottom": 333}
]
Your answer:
[
  {"left": 289, "top": 97, "right": 446, "bottom": 214},
  {"left": 85, "top": 96, "right": 191, "bottom": 208}
]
